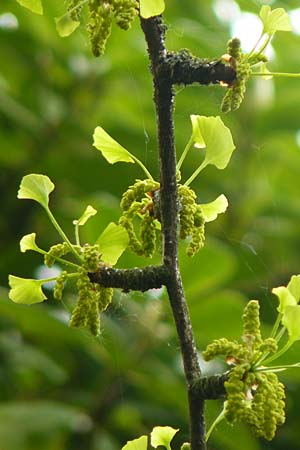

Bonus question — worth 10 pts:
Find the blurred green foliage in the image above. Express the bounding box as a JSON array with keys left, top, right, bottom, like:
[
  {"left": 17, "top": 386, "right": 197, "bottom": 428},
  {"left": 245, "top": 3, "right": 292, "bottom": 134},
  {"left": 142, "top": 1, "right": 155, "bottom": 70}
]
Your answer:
[{"left": 1, "top": 0, "right": 300, "bottom": 449}]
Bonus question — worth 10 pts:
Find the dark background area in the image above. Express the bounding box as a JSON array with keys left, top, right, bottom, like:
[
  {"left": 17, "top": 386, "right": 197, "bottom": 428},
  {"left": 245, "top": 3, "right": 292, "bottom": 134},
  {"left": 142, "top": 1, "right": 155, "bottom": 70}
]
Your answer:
[{"left": 1, "top": 0, "right": 300, "bottom": 449}]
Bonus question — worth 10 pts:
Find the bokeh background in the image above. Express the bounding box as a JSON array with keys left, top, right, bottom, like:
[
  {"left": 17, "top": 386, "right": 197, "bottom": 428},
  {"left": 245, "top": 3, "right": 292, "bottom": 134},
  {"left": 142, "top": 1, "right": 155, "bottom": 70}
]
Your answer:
[{"left": 1, "top": 0, "right": 300, "bottom": 449}]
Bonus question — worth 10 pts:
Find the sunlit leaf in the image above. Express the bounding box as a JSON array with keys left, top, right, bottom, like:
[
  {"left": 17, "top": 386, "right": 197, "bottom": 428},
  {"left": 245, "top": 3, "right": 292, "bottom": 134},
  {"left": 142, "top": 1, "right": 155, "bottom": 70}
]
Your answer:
[
  {"left": 139, "top": 0, "right": 165, "bottom": 19},
  {"left": 93, "top": 126, "right": 135, "bottom": 164},
  {"left": 20, "top": 233, "right": 41, "bottom": 253},
  {"left": 121, "top": 435, "right": 148, "bottom": 450},
  {"left": 97, "top": 222, "right": 129, "bottom": 265},
  {"left": 55, "top": 13, "right": 80, "bottom": 37},
  {"left": 272, "top": 286, "right": 297, "bottom": 313},
  {"left": 16, "top": 0, "right": 43, "bottom": 14},
  {"left": 74, "top": 205, "right": 97, "bottom": 227},
  {"left": 200, "top": 194, "right": 228, "bottom": 223},
  {"left": 259, "top": 6, "right": 292, "bottom": 35},
  {"left": 190, "top": 115, "right": 235, "bottom": 170},
  {"left": 150, "top": 426, "right": 179, "bottom": 450},
  {"left": 17, "top": 174, "right": 54, "bottom": 209},
  {"left": 8, "top": 276, "right": 47, "bottom": 304},
  {"left": 287, "top": 275, "right": 300, "bottom": 302},
  {"left": 282, "top": 305, "right": 300, "bottom": 343}
]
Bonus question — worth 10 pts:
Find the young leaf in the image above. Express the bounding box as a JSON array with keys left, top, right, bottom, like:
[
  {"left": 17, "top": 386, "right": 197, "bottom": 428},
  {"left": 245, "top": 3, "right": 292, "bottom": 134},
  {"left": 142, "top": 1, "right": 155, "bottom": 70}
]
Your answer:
[
  {"left": 121, "top": 435, "right": 148, "bottom": 450},
  {"left": 272, "top": 286, "right": 297, "bottom": 313},
  {"left": 8, "top": 276, "right": 47, "bottom": 304},
  {"left": 282, "top": 305, "right": 300, "bottom": 343},
  {"left": 200, "top": 194, "right": 228, "bottom": 223},
  {"left": 139, "top": 0, "right": 165, "bottom": 19},
  {"left": 16, "top": 0, "right": 43, "bottom": 15},
  {"left": 73, "top": 205, "right": 97, "bottom": 227},
  {"left": 259, "top": 6, "right": 292, "bottom": 35},
  {"left": 55, "top": 13, "right": 80, "bottom": 37},
  {"left": 190, "top": 115, "right": 235, "bottom": 170},
  {"left": 96, "top": 222, "right": 129, "bottom": 265},
  {"left": 17, "top": 174, "right": 54, "bottom": 210},
  {"left": 20, "top": 233, "right": 42, "bottom": 253},
  {"left": 150, "top": 426, "right": 179, "bottom": 450},
  {"left": 287, "top": 275, "right": 300, "bottom": 302},
  {"left": 93, "top": 126, "right": 135, "bottom": 164}
]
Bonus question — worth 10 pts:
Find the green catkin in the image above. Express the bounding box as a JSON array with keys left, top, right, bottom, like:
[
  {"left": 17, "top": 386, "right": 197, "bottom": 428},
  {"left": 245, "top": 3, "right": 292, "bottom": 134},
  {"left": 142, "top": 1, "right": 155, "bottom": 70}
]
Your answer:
[
  {"left": 203, "top": 338, "right": 246, "bottom": 362},
  {"left": 178, "top": 185, "right": 197, "bottom": 239},
  {"left": 205, "top": 300, "right": 286, "bottom": 439},
  {"left": 186, "top": 205, "right": 205, "bottom": 257},
  {"left": 221, "top": 37, "right": 251, "bottom": 113},
  {"left": 87, "top": 0, "right": 113, "bottom": 57},
  {"left": 120, "top": 179, "right": 159, "bottom": 212},
  {"left": 227, "top": 37, "right": 242, "bottom": 60},
  {"left": 53, "top": 270, "right": 68, "bottom": 300},
  {"left": 67, "top": 0, "right": 83, "bottom": 21},
  {"left": 140, "top": 212, "right": 156, "bottom": 257},
  {"left": 44, "top": 242, "right": 70, "bottom": 267},
  {"left": 82, "top": 243, "right": 101, "bottom": 272},
  {"left": 70, "top": 267, "right": 100, "bottom": 335},
  {"left": 242, "top": 300, "right": 262, "bottom": 344},
  {"left": 119, "top": 215, "right": 144, "bottom": 255},
  {"left": 98, "top": 286, "right": 113, "bottom": 311},
  {"left": 111, "top": 0, "right": 138, "bottom": 30}
]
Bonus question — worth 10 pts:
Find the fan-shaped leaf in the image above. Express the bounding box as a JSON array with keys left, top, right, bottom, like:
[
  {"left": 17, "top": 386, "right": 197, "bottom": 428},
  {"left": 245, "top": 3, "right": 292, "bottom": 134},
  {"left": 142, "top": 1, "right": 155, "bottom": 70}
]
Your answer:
[
  {"left": 20, "top": 233, "right": 41, "bottom": 253},
  {"left": 93, "top": 126, "right": 135, "bottom": 164},
  {"left": 282, "top": 305, "right": 300, "bottom": 343},
  {"left": 97, "top": 222, "right": 129, "bottom": 265},
  {"left": 139, "top": 0, "right": 165, "bottom": 19},
  {"left": 55, "top": 13, "right": 80, "bottom": 37},
  {"left": 121, "top": 435, "right": 148, "bottom": 450},
  {"left": 190, "top": 115, "right": 235, "bottom": 170},
  {"left": 200, "top": 194, "right": 228, "bottom": 223},
  {"left": 150, "top": 426, "right": 179, "bottom": 450},
  {"left": 259, "top": 6, "right": 292, "bottom": 35},
  {"left": 74, "top": 205, "right": 97, "bottom": 227},
  {"left": 17, "top": 174, "right": 54, "bottom": 209},
  {"left": 16, "top": 0, "right": 43, "bottom": 14},
  {"left": 272, "top": 286, "right": 297, "bottom": 313},
  {"left": 8, "top": 276, "right": 47, "bottom": 304}
]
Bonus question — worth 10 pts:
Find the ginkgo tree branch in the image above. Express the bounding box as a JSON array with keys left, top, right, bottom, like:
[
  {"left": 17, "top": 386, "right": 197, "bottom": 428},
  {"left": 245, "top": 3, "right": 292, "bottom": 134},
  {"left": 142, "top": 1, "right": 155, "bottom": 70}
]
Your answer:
[{"left": 140, "top": 15, "right": 207, "bottom": 450}]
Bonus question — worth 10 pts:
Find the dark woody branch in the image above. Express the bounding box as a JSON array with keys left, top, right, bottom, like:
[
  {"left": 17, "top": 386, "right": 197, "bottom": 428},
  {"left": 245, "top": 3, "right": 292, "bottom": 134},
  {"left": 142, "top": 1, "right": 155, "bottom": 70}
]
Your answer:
[
  {"left": 88, "top": 265, "right": 168, "bottom": 292},
  {"left": 192, "top": 373, "right": 228, "bottom": 400}
]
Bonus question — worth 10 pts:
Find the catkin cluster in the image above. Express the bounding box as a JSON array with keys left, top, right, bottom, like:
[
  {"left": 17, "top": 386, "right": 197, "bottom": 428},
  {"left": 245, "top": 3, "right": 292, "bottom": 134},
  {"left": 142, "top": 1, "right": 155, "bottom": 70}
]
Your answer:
[
  {"left": 178, "top": 185, "right": 205, "bottom": 257},
  {"left": 44, "top": 242, "right": 70, "bottom": 267},
  {"left": 221, "top": 38, "right": 251, "bottom": 113},
  {"left": 203, "top": 300, "right": 284, "bottom": 439},
  {"left": 70, "top": 267, "right": 113, "bottom": 336},
  {"left": 119, "top": 179, "right": 160, "bottom": 257},
  {"left": 67, "top": 0, "right": 138, "bottom": 57},
  {"left": 224, "top": 367, "right": 285, "bottom": 440}
]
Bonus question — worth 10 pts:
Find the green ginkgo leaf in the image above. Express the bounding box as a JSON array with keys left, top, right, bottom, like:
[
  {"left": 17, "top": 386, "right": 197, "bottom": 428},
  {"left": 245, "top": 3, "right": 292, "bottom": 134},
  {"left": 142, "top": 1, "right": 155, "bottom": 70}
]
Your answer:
[
  {"left": 73, "top": 205, "right": 97, "bottom": 227},
  {"left": 93, "top": 126, "right": 135, "bottom": 164},
  {"left": 16, "top": 0, "right": 43, "bottom": 14},
  {"left": 17, "top": 174, "right": 55, "bottom": 209},
  {"left": 200, "top": 194, "right": 228, "bottom": 223},
  {"left": 121, "top": 435, "right": 148, "bottom": 450},
  {"left": 190, "top": 115, "right": 235, "bottom": 170},
  {"left": 55, "top": 13, "right": 80, "bottom": 37},
  {"left": 287, "top": 275, "right": 300, "bottom": 302},
  {"left": 282, "top": 305, "right": 300, "bottom": 343},
  {"left": 20, "top": 233, "right": 42, "bottom": 253},
  {"left": 150, "top": 426, "right": 179, "bottom": 450},
  {"left": 97, "top": 222, "right": 129, "bottom": 265},
  {"left": 8, "top": 276, "right": 47, "bottom": 304},
  {"left": 259, "top": 6, "right": 292, "bottom": 35},
  {"left": 272, "top": 286, "right": 297, "bottom": 313},
  {"left": 139, "top": 0, "right": 165, "bottom": 19}
]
